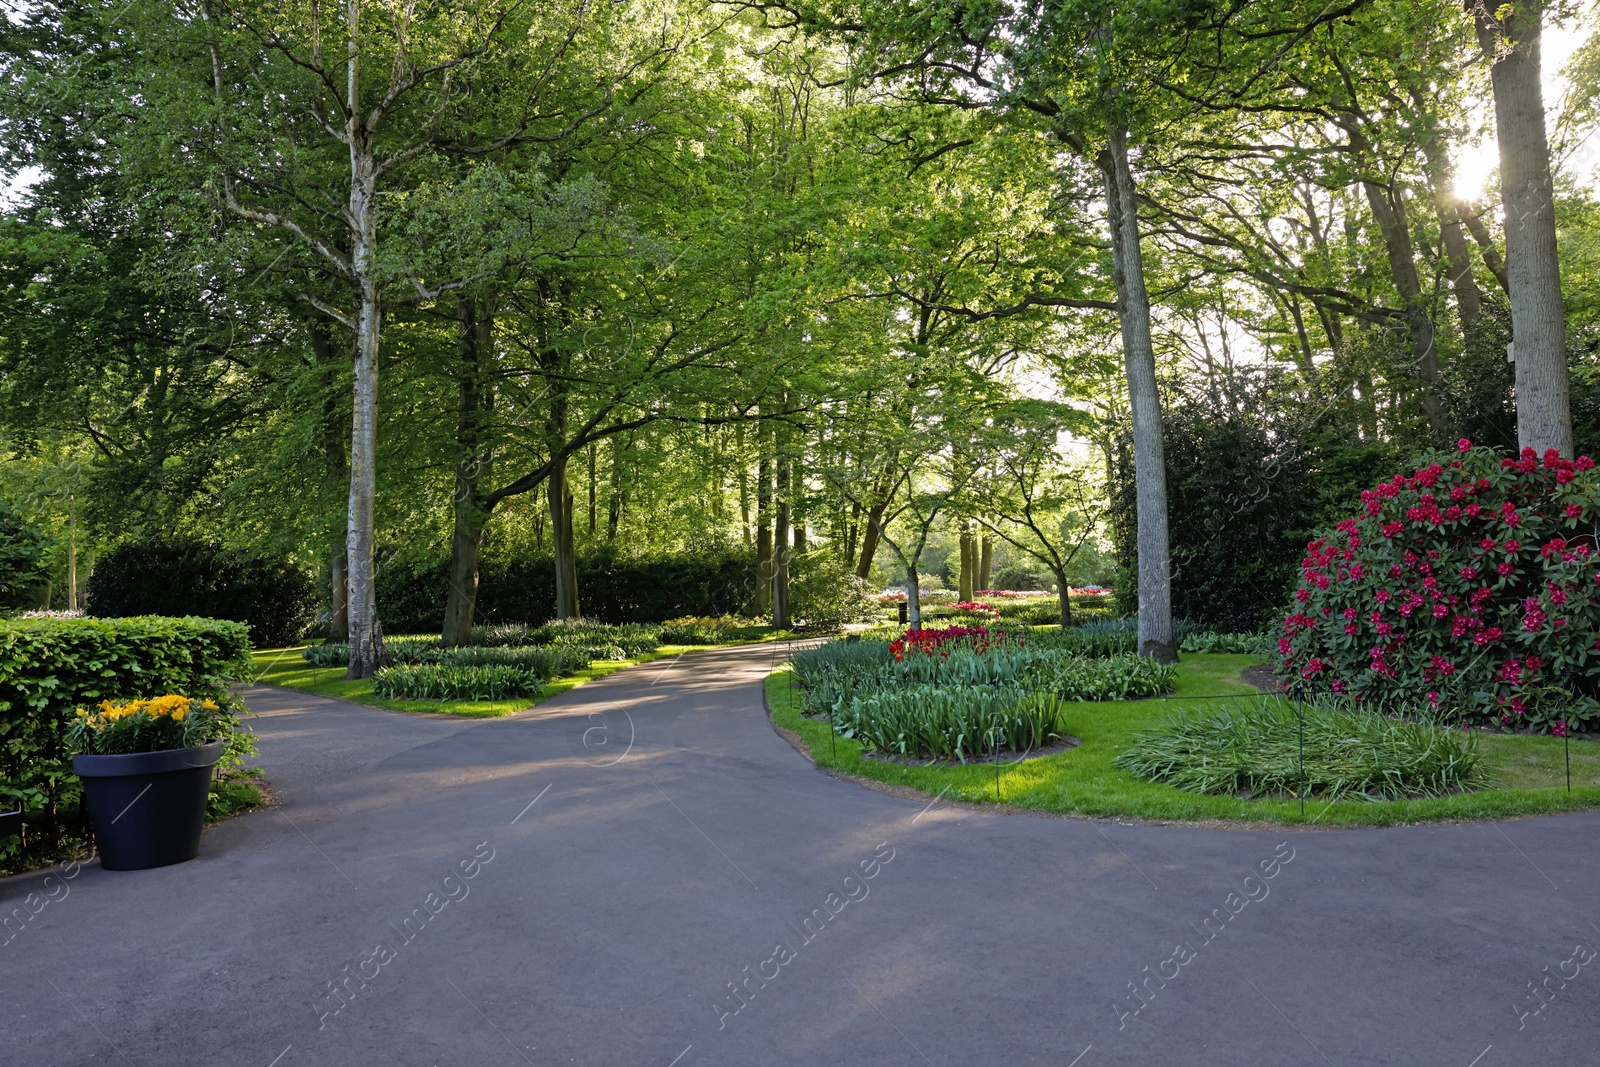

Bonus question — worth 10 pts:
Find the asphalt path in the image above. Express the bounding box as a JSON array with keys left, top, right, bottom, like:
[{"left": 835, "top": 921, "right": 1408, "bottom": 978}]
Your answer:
[{"left": 3, "top": 642, "right": 1598, "bottom": 1066}]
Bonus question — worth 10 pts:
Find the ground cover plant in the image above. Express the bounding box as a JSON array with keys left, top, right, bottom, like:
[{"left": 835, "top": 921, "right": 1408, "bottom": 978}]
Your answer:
[
  {"left": 1113, "top": 698, "right": 1488, "bottom": 800},
  {"left": 1279, "top": 441, "right": 1600, "bottom": 733},
  {"left": 658, "top": 615, "right": 767, "bottom": 644},
  {"left": 769, "top": 646, "right": 1600, "bottom": 826}
]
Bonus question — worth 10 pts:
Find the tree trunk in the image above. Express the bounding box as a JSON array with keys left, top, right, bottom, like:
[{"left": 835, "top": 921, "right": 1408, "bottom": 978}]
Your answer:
[
  {"left": 1102, "top": 125, "right": 1176, "bottom": 663},
  {"left": 1360, "top": 179, "right": 1448, "bottom": 434},
  {"left": 844, "top": 499, "right": 861, "bottom": 568},
  {"left": 329, "top": 547, "right": 348, "bottom": 643},
  {"left": 855, "top": 499, "right": 887, "bottom": 580},
  {"left": 755, "top": 428, "right": 773, "bottom": 617},
  {"left": 957, "top": 524, "right": 975, "bottom": 600},
  {"left": 791, "top": 444, "right": 806, "bottom": 554},
  {"left": 904, "top": 565, "right": 922, "bottom": 629},
  {"left": 608, "top": 434, "right": 627, "bottom": 542},
  {"left": 549, "top": 454, "right": 580, "bottom": 620},
  {"left": 773, "top": 490, "right": 791, "bottom": 628},
  {"left": 1412, "top": 87, "right": 1484, "bottom": 332},
  {"left": 344, "top": 278, "right": 386, "bottom": 678},
  {"left": 1476, "top": 2, "right": 1571, "bottom": 455},
  {"left": 442, "top": 296, "right": 495, "bottom": 647},
  {"left": 311, "top": 322, "right": 350, "bottom": 643},
  {"left": 772, "top": 402, "right": 792, "bottom": 628},
  {"left": 1461, "top": 208, "right": 1512, "bottom": 295},
  {"left": 587, "top": 440, "right": 598, "bottom": 537},
  {"left": 1054, "top": 567, "right": 1073, "bottom": 629},
  {"left": 66, "top": 502, "right": 77, "bottom": 611},
  {"left": 978, "top": 535, "right": 993, "bottom": 592}
]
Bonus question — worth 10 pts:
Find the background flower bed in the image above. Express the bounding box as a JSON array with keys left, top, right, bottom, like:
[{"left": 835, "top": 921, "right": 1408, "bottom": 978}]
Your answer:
[
  {"left": 1280, "top": 442, "right": 1600, "bottom": 733},
  {"left": 0, "top": 615, "right": 255, "bottom": 874}
]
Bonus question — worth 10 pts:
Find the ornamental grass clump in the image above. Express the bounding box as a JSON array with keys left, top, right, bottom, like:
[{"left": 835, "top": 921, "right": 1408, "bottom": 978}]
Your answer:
[
  {"left": 1114, "top": 699, "right": 1489, "bottom": 800},
  {"left": 66, "top": 695, "right": 239, "bottom": 756},
  {"left": 1279, "top": 440, "right": 1600, "bottom": 733}
]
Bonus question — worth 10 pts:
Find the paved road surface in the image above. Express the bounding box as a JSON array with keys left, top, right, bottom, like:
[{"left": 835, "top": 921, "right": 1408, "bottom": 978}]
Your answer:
[{"left": 4, "top": 643, "right": 1598, "bottom": 1066}]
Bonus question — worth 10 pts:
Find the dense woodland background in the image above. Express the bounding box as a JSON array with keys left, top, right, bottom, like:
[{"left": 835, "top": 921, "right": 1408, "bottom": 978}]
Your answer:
[{"left": 2, "top": 0, "right": 1598, "bottom": 650}]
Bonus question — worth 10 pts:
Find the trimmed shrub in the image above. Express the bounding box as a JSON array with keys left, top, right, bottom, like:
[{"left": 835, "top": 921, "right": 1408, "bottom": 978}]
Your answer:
[
  {"left": 0, "top": 615, "right": 251, "bottom": 872},
  {"left": 1279, "top": 441, "right": 1600, "bottom": 732},
  {"left": 87, "top": 538, "right": 315, "bottom": 647},
  {"left": 1114, "top": 698, "right": 1488, "bottom": 800},
  {"left": 789, "top": 551, "right": 877, "bottom": 630}
]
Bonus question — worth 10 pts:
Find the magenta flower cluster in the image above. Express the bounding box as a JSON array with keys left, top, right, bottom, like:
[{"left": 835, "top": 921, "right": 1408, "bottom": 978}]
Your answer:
[{"left": 1279, "top": 440, "right": 1600, "bottom": 733}]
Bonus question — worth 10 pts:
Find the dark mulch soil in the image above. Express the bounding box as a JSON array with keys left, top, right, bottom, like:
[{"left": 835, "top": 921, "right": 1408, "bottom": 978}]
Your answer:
[{"left": 1240, "top": 664, "right": 1280, "bottom": 694}]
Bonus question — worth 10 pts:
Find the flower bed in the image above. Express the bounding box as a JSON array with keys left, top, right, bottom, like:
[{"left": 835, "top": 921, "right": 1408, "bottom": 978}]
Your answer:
[
  {"left": 792, "top": 625, "right": 1176, "bottom": 760},
  {"left": 1279, "top": 441, "right": 1600, "bottom": 732}
]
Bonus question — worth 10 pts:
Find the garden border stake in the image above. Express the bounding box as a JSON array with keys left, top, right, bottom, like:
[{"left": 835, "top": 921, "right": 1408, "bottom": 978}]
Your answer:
[{"left": 1566, "top": 730, "right": 1571, "bottom": 792}]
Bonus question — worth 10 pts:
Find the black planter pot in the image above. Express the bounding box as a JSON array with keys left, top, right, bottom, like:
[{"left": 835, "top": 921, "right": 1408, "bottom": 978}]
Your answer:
[
  {"left": 0, "top": 808, "right": 20, "bottom": 838},
  {"left": 73, "top": 740, "right": 224, "bottom": 871}
]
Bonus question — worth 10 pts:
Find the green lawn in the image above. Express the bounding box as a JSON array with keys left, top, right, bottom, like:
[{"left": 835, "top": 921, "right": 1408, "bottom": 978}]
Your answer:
[
  {"left": 767, "top": 652, "right": 1600, "bottom": 826},
  {"left": 248, "top": 628, "right": 796, "bottom": 718}
]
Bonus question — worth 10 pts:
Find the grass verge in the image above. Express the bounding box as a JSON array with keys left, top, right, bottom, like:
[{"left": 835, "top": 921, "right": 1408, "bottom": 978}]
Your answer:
[
  {"left": 248, "top": 630, "right": 798, "bottom": 718},
  {"left": 767, "top": 652, "right": 1600, "bottom": 826}
]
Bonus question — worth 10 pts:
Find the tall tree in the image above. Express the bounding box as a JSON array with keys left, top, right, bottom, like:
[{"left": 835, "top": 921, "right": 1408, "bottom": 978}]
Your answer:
[{"left": 1472, "top": 0, "right": 1572, "bottom": 454}]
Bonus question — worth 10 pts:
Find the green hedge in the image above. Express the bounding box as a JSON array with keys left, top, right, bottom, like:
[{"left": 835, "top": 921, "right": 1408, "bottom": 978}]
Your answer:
[
  {"left": 87, "top": 538, "right": 316, "bottom": 647},
  {"left": 0, "top": 616, "right": 251, "bottom": 873},
  {"left": 376, "top": 547, "right": 756, "bottom": 631}
]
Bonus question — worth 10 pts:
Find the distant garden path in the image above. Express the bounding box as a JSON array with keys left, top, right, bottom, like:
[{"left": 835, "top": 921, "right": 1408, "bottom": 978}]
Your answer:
[{"left": 5, "top": 644, "right": 1598, "bottom": 1065}]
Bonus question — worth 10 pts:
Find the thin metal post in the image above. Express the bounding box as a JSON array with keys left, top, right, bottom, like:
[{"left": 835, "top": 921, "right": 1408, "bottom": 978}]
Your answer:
[{"left": 1566, "top": 730, "right": 1572, "bottom": 792}]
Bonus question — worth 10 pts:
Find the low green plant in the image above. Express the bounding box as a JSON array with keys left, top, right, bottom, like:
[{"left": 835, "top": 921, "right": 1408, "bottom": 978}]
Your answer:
[
  {"left": 1179, "top": 631, "right": 1271, "bottom": 655},
  {"left": 659, "top": 615, "right": 756, "bottom": 644},
  {"left": 1113, "top": 698, "right": 1489, "bottom": 800},
  {"left": 832, "top": 684, "right": 1068, "bottom": 760},
  {"left": 1025, "top": 651, "right": 1178, "bottom": 700},
  {"left": 302, "top": 642, "right": 349, "bottom": 667},
  {"left": 468, "top": 623, "right": 536, "bottom": 647},
  {"left": 462, "top": 619, "right": 662, "bottom": 654},
  {"left": 304, "top": 639, "right": 591, "bottom": 675},
  {"left": 372, "top": 663, "right": 546, "bottom": 701},
  {"left": 424, "top": 645, "right": 590, "bottom": 675}
]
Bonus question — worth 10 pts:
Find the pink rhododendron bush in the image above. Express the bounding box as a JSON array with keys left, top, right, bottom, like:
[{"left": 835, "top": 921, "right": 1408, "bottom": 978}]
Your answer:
[{"left": 1279, "top": 440, "right": 1600, "bottom": 733}]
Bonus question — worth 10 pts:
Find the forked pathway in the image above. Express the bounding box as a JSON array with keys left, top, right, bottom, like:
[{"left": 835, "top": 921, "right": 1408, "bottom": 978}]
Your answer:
[{"left": 3, "top": 643, "right": 1598, "bottom": 1066}]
